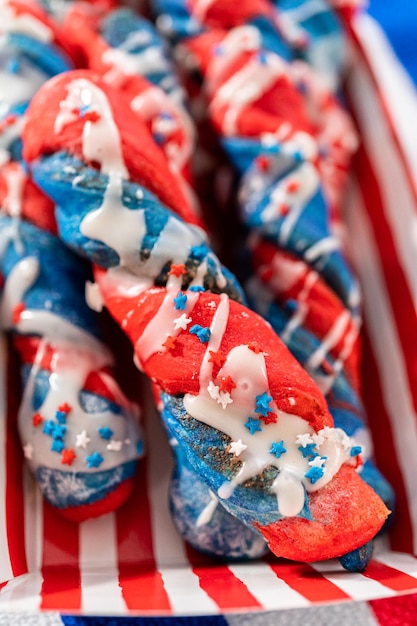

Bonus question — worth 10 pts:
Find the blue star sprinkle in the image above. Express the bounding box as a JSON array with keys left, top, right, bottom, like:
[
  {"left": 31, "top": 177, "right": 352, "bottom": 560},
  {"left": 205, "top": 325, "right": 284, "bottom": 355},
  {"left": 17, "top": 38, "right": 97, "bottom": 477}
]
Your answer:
[
  {"left": 255, "top": 392, "right": 273, "bottom": 417},
  {"left": 189, "top": 324, "right": 211, "bottom": 343},
  {"left": 55, "top": 410, "right": 67, "bottom": 424},
  {"left": 173, "top": 291, "right": 187, "bottom": 310},
  {"left": 52, "top": 423, "right": 67, "bottom": 440},
  {"left": 244, "top": 417, "right": 262, "bottom": 435},
  {"left": 43, "top": 420, "right": 55, "bottom": 436},
  {"left": 98, "top": 427, "right": 114, "bottom": 440},
  {"left": 298, "top": 443, "right": 317, "bottom": 458},
  {"left": 270, "top": 441, "right": 287, "bottom": 458},
  {"left": 79, "top": 104, "right": 90, "bottom": 117},
  {"left": 257, "top": 50, "right": 269, "bottom": 65},
  {"left": 86, "top": 451, "right": 104, "bottom": 468},
  {"left": 6, "top": 58, "right": 20, "bottom": 74},
  {"left": 350, "top": 445, "right": 362, "bottom": 457},
  {"left": 51, "top": 439, "right": 65, "bottom": 454},
  {"left": 189, "top": 285, "right": 205, "bottom": 292},
  {"left": 305, "top": 466, "right": 324, "bottom": 484}
]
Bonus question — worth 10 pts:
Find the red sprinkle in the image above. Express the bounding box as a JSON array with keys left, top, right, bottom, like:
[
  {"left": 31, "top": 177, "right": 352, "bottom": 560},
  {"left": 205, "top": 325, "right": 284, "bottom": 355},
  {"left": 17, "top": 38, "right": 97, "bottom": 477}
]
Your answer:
[
  {"left": 256, "top": 155, "right": 270, "bottom": 172},
  {"left": 260, "top": 412, "right": 278, "bottom": 425},
  {"left": 12, "top": 302, "right": 25, "bottom": 325},
  {"left": 286, "top": 180, "right": 300, "bottom": 193},
  {"left": 248, "top": 342, "right": 262, "bottom": 354},
  {"left": 61, "top": 449, "right": 76, "bottom": 466},
  {"left": 58, "top": 402, "right": 72, "bottom": 414},
  {"left": 32, "top": 412, "right": 43, "bottom": 427},
  {"left": 83, "top": 110, "right": 101, "bottom": 123},
  {"left": 218, "top": 375, "right": 236, "bottom": 395},
  {"left": 278, "top": 203, "right": 290, "bottom": 216},
  {"left": 208, "top": 350, "right": 226, "bottom": 368},
  {"left": 168, "top": 263, "right": 186, "bottom": 278},
  {"left": 163, "top": 335, "right": 177, "bottom": 351}
]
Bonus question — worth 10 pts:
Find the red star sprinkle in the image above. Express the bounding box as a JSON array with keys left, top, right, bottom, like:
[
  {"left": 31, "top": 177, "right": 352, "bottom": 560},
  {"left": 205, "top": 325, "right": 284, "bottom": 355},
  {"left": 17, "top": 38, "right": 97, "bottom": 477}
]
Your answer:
[
  {"left": 278, "top": 203, "right": 290, "bottom": 216},
  {"left": 168, "top": 263, "right": 186, "bottom": 278},
  {"left": 248, "top": 342, "right": 262, "bottom": 354},
  {"left": 256, "top": 155, "right": 270, "bottom": 172},
  {"left": 61, "top": 449, "right": 76, "bottom": 466},
  {"left": 260, "top": 412, "right": 278, "bottom": 425},
  {"left": 83, "top": 110, "right": 101, "bottom": 123},
  {"left": 218, "top": 376, "right": 236, "bottom": 395},
  {"left": 163, "top": 335, "right": 177, "bottom": 351},
  {"left": 286, "top": 180, "right": 300, "bottom": 193},
  {"left": 58, "top": 402, "right": 72, "bottom": 414},
  {"left": 32, "top": 412, "right": 43, "bottom": 427},
  {"left": 12, "top": 302, "right": 25, "bottom": 325},
  {"left": 0, "top": 114, "right": 17, "bottom": 132},
  {"left": 260, "top": 267, "right": 273, "bottom": 282},
  {"left": 208, "top": 350, "right": 226, "bottom": 368}
]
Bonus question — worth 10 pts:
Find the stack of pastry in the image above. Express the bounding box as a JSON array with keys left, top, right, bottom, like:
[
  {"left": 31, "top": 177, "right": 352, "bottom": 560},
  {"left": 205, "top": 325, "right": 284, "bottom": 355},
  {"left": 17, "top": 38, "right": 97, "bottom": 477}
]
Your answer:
[{"left": 0, "top": 0, "right": 391, "bottom": 571}]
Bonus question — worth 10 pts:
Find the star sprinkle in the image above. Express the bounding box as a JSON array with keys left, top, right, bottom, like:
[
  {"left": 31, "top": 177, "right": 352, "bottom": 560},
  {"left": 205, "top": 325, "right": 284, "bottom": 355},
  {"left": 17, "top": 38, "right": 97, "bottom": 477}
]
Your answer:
[
  {"left": 173, "top": 313, "right": 192, "bottom": 330},
  {"left": 207, "top": 381, "right": 220, "bottom": 401},
  {"left": 12, "top": 302, "right": 25, "bottom": 325},
  {"left": 305, "top": 466, "right": 324, "bottom": 484},
  {"left": 86, "top": 451, "right": 104, "bottom": 468},
  {"left": 55, "top": 410, "right": 67, "bottom": 424},
  {"left": 168, "top": 263, "right": 186, "bottom": 278},
  {"left": 107, "top": 440, "right": 123, "bottom": 452},
  {"left": 255, "top": 392, "right": 273, "bottom": 417},
  {"left": 296, "top": 433, "right": 314, "bottom": 447},
  {"left": 43, "top": 420, "right": 55, "bottom": 436},
  {"left": 162, "top": 335, "right": 177, "bottom": 351},
  {"left": 173, "top": 291, "right": 187, "bottom": 310},
  {"left": 218, "top": 391, "right": 233, "bottom": 409},
  {"left": 311, "top": 432, "right": 325, "bottom": 447},
  {"left": 208, "top": 350, "right": 226, "bottom": 368},
  {"left": 98, "top": 427, "right": 113, "bottom": 440},
  {"left": 32, "top": 412, "right": 43, "bottom": 427},
  {"left": 298, "top": 443, "right": 317, "bottom": 458},
  {"left": 248, "top": 342, "right": 262, "bottom": 354},
  {"left": 260, "top": 412, "right": 278, "bottom": 425},
  {"left": 52, "top": 423, "right": 67, "bottom": 440},
  {"left": 350, "top": 445, "right": 362, "bottom": 457},
  {"left": 244, "top": 417, "right": 262, "bottom": 435},
  {"left": 76, "top": 430, "right": 91, "bottom": 449},
  {"left": 51, "top": 439, "right": 65, "bottom": 453},
  {"left": 58, "top": 402, "right": 72, "bottom": 414},
  {"left": 270, "top": 441, "right": 287, "bottom": 458},
  {"left": 229, "top": 440, "right": 247, "bottom": 457},
  {"left": 61, "top": 448, "right": 76, "bottom": 466},
  {"left": 190, "top": 324, "right": 211, "bottom": 343},
  {"left": 308, "top": 455, "right": 327, "bottom": 468},
  {"left": 23, "top": 442, "right": 33, "bottom": 460},
  {"left": 218, "top": 376, "right": 236, "bottom": 395},
  {"left": 189, "top": 285, "right": 205, "bottom": 292}
]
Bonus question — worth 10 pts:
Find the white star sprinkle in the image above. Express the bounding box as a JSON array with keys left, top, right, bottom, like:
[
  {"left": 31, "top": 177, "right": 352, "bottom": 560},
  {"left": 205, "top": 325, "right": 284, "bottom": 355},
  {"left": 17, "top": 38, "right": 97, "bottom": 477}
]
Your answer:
[
  {"left": 217, "top": 391, "right": 233, "bottom": 409},
  {"left": 296, "top": 433, "right": 314, "bottom": 447},
  {"left": 76, "top": 430, "right": 91, "bottom": 449},
  {"left": 207, "top": 381, "right": 220, "bottom": 400},
  {"left": 229, "top": 439, "right": 247, "bottom": 457},
  {"left": 107, "top": 439, "right": 123, "bottom": 452},
  {"left": 23, "top": 442, "right": 33, "bottom": 460},
  {"left": 308, "top": 456, "right": 327, "bottom": 468},
  {"left": 312, "top": 432, "right": 325, "bottom": 447},
  {"left": 173, "top": 313, "right": 192, "bottom": 330}
]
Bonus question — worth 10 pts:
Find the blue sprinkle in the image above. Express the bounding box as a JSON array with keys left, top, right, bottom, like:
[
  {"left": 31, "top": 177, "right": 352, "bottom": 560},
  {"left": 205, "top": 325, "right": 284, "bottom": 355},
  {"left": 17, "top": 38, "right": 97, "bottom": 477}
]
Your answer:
[
  {"left": 173, "top": 291, "right": 187, "bottom": 310},
  {"left": 51, "top": 439, "right": 64, "bottom": 453},
  {"left": 244, "top": 417, "right": 262, "bottom": 435},
  {"left": 189, "top": 325, "right": 211, "bottom": 343},
  {"left": 213, "top": 44, "right": 224, "bottom": 56},
  {"left": 98, "top": 427, "right": 114, "bottom": 440},
  {"left": 55, "top": 410, "right": 67, "bottom": 424},
  {"left": 350, "top": 445, "right": 362, "bottom": 457},
  {"left": 188, "top": 285, "right": 205, "bottom": 292},
  {"left": 43, "top": 420, "right": 55, "bottom": 436},
  {"left": 190, "top": 245, "right": 207, "bottom": 261},
  {"left": 270, "top": 441, "right": 287, "bottom": 458},
  {"left": 52, "top": 423, "right": 67, "bottom": 440},
  {"left": 6, "top": 58, "right": 21, "bottom": 74},
  {"left": 257, "top": 50, "right": 269, "bottom": 65},
  {"left": 305, "top": 466, "right": 324, "bottom": 484},
  {"left": 298, "top": 443, "right": 317, "bottom": 458},
  {"left": 254, "top": 392, "right": 273, "bottom": 417},
  {"left": 79, "top": 104, "right": 90, "bottom": 117},
  {"left": 86, "top": 451, "right": 104, "bottom": 468}
]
